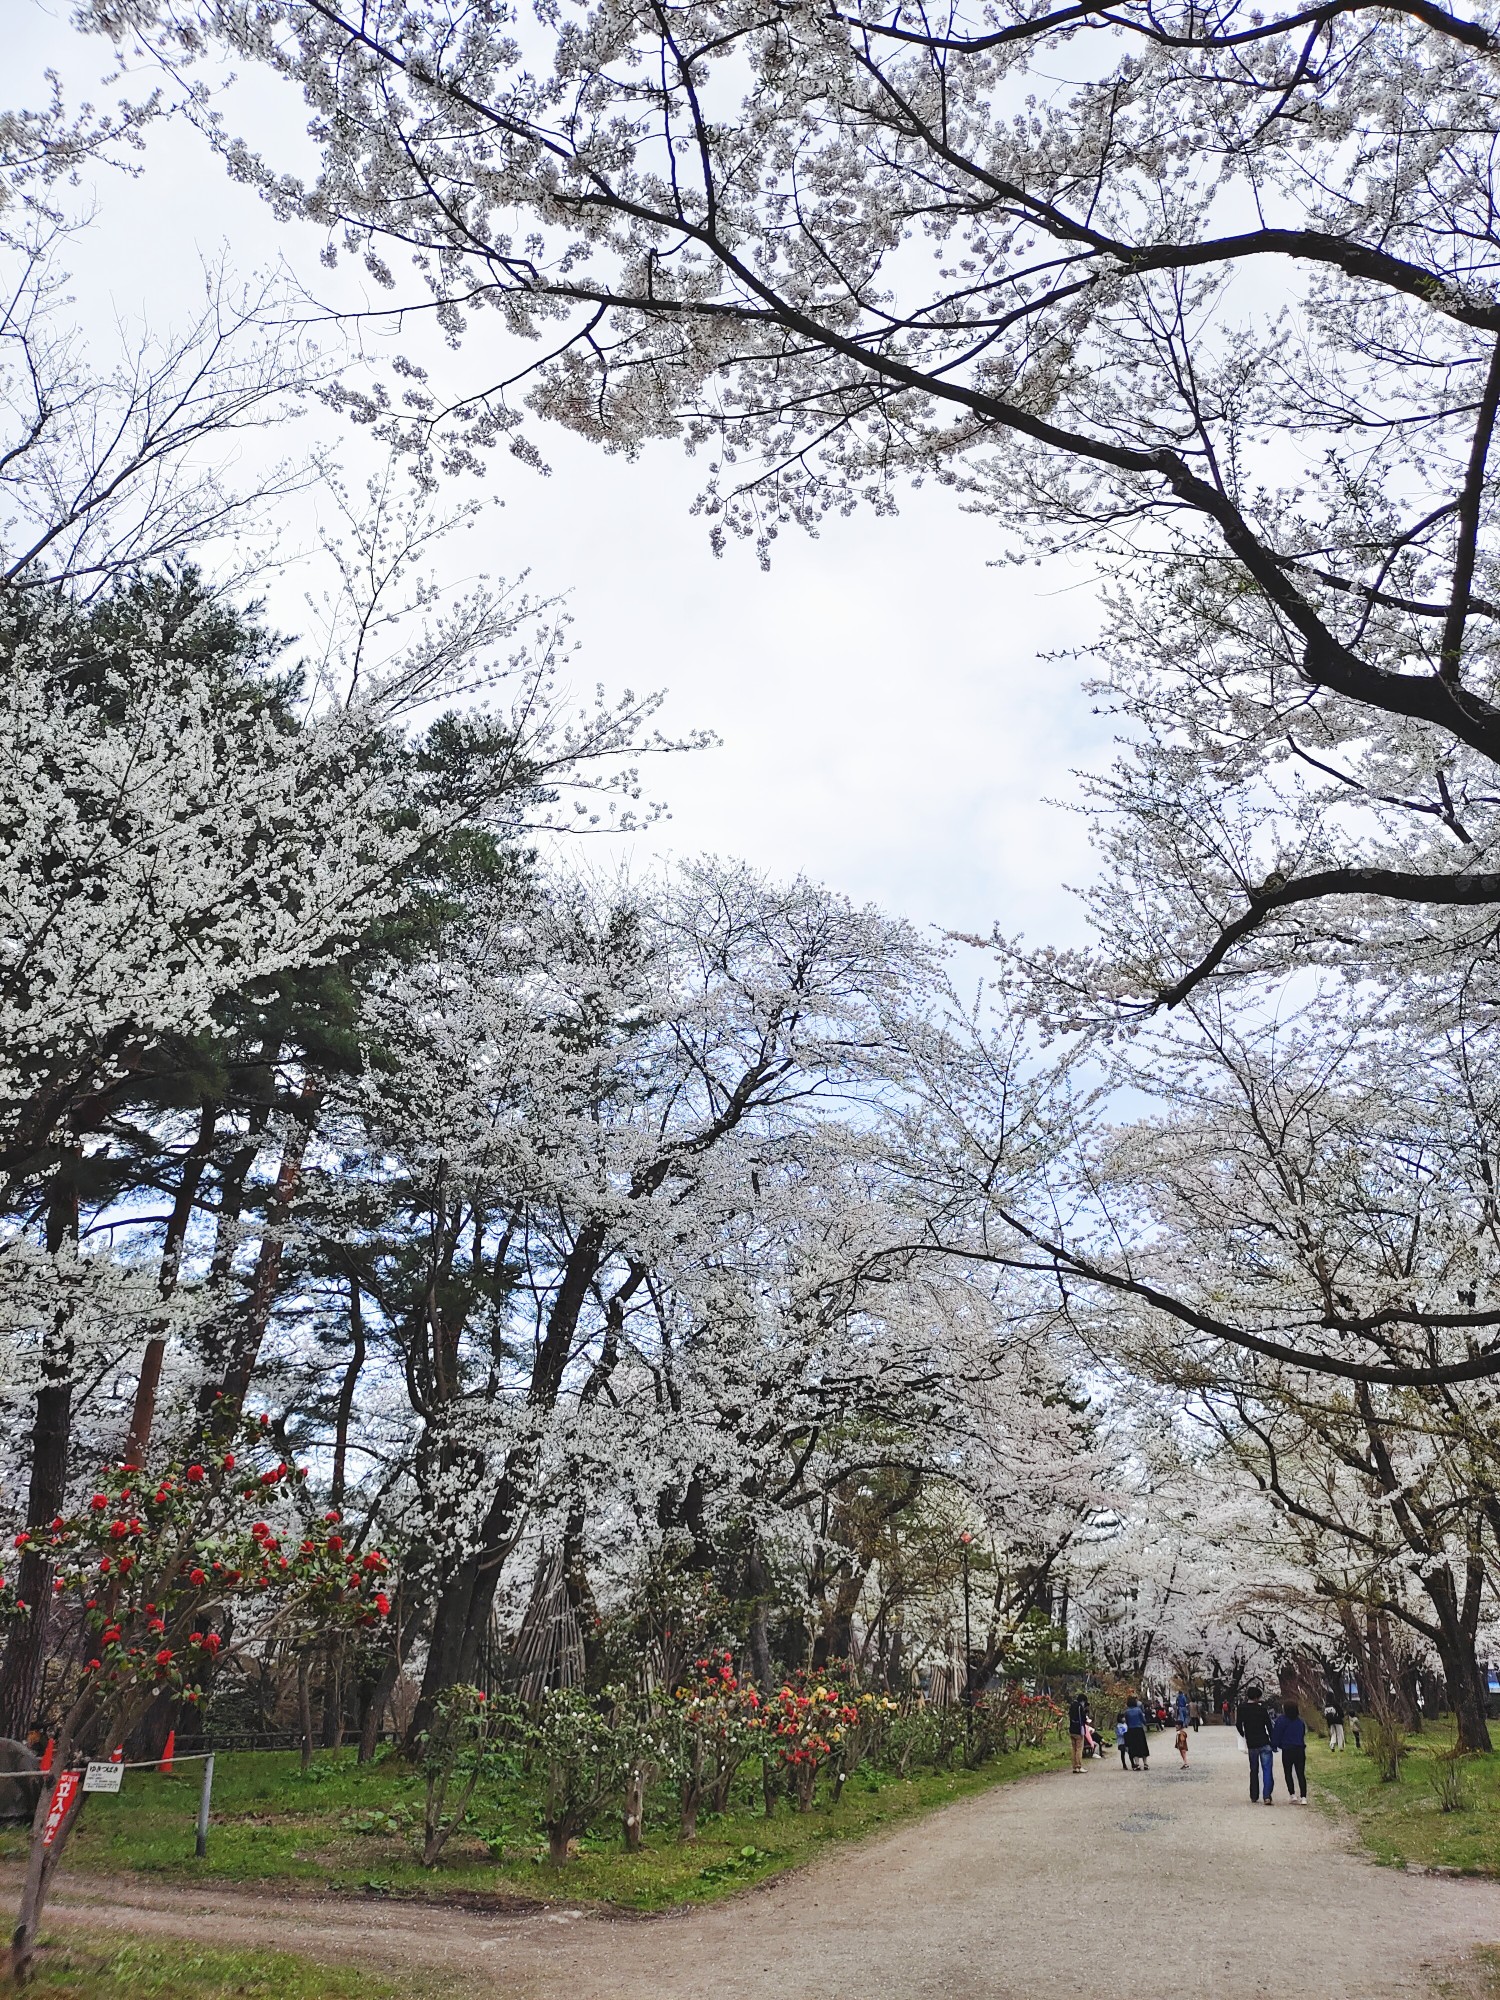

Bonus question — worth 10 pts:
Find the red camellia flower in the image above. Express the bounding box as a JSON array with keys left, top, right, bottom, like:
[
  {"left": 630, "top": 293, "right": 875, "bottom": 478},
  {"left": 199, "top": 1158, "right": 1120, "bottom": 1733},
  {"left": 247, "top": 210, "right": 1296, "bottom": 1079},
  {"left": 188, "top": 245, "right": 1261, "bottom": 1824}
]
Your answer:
[
  {"left": 103, "top": 1624, "right": 121, "bottom": 1641},
  {"left": 326, "top": 1535, "right": 343, "bottom": 1552},
  {"left": 108, "top": 1520, "right": 128, "bottom": 1539},
  {"left": 185, "top": 1464, "right": 205, "bottom": 1483},
  {"left": 148, "top": 1617, "right": 165, "bottom": 1634},
  {"left": 98, "top": 1558, "right": 111, "bottom": 1574},
  {"left": 374, "top": 1592, "right": 390, "bottom": 1617},
  {"left": 189, "top": 1568, "right": 207, "bottom": 1586},
  {"left": 90, "top": 1495, "right": 108, "bottom": 1511},
  {"left": 323, "top": 1510, "right": 341, "bottom": 1524},
  {"left": 222, "top": 1453, "right": 236, "bottom": 1470},
  {"left": 154, "top": 1648, "right": 173, "bottom": 1666},
  {"left": 12, "top": 1532, "right": 29, "bottom": 1549},
  {"left": 202, "top": 1632, "right": 222, "bottom": 1655}
]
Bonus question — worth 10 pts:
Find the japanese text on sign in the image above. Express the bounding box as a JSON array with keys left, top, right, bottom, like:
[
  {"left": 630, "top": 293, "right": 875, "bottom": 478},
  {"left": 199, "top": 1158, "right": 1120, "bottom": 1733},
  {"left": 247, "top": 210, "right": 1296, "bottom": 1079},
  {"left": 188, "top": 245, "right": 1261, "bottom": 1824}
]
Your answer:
[{"left": 41, "top": 1771, "right": 79, "bottom": 1845}]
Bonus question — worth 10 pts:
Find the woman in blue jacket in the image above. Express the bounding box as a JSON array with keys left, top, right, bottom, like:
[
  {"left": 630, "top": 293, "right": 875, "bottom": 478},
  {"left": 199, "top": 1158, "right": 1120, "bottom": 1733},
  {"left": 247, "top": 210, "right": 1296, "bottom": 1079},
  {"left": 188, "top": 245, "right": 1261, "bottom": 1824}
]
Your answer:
[
  {"left": 1271, "top": 1700, "right": 1308, "bottom": 1801},
  {"left": 1123, "top": 1695, "right": 1150, "bottom": 1771}
]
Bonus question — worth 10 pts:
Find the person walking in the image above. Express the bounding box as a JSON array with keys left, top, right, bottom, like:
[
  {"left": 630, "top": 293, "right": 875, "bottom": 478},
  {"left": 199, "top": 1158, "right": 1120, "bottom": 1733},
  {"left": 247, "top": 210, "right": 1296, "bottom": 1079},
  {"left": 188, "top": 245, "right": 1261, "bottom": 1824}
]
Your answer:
[
  {"left": 1124, "top": 1694, "right": 1151, "bottom": 1771},
  {"left": 1189, "top": 1700, "right": 1201, "bottom": 1732},
  {"left": 1323, "top": 1692, "right": 1346, "bottom": 1751},
  {"left": 1176, "top": 1689, "right": 1189, "bottom": 1729},
  {"left": 1272, "top": 1701, "right": 1308, "bottom": 1802},
  {"left": 1237, "top": 1684, "right": 1275, "bottom": 1804},
  {"left": 1068, "top": 1691, "right": 1091, "bottom": 1774},
  {"left": 1115, "top": 1715, "right": 1129, "bottom": 1769}
]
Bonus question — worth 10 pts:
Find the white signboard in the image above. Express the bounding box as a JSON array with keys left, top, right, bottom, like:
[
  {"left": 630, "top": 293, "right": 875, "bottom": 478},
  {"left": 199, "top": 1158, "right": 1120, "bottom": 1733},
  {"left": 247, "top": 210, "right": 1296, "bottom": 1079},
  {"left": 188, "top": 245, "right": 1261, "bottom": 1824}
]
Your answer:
[{"left": 82, "top": 1762, "right": 123, "bottom": 1794}]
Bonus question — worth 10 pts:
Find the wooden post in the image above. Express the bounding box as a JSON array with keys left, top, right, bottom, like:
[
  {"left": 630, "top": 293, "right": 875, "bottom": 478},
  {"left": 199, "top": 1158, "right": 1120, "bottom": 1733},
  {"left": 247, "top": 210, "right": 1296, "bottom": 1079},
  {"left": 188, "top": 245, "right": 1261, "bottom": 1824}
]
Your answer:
[{"left": 195, "top": 1754, "right": 215, "bottom": 1859}]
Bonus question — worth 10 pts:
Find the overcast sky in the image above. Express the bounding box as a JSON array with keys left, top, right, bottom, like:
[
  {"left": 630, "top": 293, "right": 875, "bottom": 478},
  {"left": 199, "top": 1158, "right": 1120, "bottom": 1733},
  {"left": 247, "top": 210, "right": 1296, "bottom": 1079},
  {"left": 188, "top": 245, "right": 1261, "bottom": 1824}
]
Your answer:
[{"left": 16, "top": 0, "right": 1114, "bottom": 955}]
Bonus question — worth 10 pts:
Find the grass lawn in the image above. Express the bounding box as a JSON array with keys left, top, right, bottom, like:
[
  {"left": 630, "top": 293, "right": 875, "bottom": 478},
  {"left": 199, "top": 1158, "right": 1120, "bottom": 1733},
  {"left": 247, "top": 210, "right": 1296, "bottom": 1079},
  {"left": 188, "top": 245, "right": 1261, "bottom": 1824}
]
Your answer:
[
  {"left": 25, "top": 1931, "right": 428, "bottom": 2000},
  {"left": 0, "top": 1740, "right": 1058, "bottom": 1912},
  {"left": 1315, "top": 1719, "right": 1500, "bottom": 1875}
]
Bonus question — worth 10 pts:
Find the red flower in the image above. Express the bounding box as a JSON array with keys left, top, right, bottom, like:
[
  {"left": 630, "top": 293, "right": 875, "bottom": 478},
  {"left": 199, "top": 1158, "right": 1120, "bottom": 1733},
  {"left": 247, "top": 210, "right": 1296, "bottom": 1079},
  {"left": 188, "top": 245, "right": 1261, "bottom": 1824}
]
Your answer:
[
  {"left": 326, "top": 1535, "right": 343, "bottom": 1553},
  {"left": 90, "top": 1495, "right": 108, "bottom": 1511},
  {"left": 189, "top": 1568, "right": 207, "bottom": 1586},
  {"left": 222, "top": 1453, "right": 236, "bottom": 1470},
  {"left": 203, "top": 1632, "right": 221, "bottom": 1655},
  {"left": 154, "top": 1648, "right": 173, "bottom": 1666},
  {"left": 108, "top": 1520, "right": 128, "bottom": 1539},
  {"left": 148, "top": 1617, "right": 165, "bottom": 1634},
  {"left": 374, "top": 1592, "right": 391, "bottom": 1617},
  {"left": 185, "top": 1464, "right": 205, "bottom": 1483},
  {"left": 13, "top": 1532, "right": 30, "bottom": 1549},
  {"left": 98, "top": 1558, "right": 111, "bottom": 1574}
]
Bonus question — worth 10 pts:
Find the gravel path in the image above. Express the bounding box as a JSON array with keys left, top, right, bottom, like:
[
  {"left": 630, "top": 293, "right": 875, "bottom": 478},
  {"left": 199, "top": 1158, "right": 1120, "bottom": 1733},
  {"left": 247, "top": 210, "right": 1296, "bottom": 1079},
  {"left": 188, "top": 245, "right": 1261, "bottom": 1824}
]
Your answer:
[{"left": 19, "top": 1724, "right": 1500, "bottom": 1998}]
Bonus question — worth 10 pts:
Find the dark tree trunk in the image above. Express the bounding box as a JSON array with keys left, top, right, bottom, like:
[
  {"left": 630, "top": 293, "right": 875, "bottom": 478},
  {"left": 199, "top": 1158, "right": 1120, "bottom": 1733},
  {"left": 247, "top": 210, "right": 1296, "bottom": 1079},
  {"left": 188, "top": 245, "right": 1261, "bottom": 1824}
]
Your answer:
[
  {"left": 0, "top": 1166, "right": 79, "bottom": 1739},
  {"left": 1422, "top": 1567, "right": 1492, "bottom": 1751},
  {"left": 217, "top": 1094, "right": 318, "bottom": 1415},
  {"left": 330, "top": 1272, "right": 366, "bottom": 1506},
  {"left": 320, "top": 1638, "right": 345, "bottom": 1750},
  {"left": 298, "top": 1649, "right": 315, "bottom": 1773},
  {"left": 125, "top": 1103, "right": 217, "bottom": 1467},
  {"left": 745, "top": 1541, "right": 773, "bottom": 1691}
]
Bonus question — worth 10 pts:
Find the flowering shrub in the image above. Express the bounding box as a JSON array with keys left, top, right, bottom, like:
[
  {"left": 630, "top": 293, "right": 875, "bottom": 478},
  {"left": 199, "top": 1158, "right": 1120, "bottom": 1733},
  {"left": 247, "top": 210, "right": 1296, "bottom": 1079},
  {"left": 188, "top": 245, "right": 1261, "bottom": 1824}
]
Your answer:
[
  {"left": 827, "top": 1690, "right": 898, "bottom": 1802},
  {"left": 2, "top": 1421, "right": 390, "bottom": 1981},
  {"left": 767, "top": 1674, "right": 859, "bottom": 1811},
  {"left": 415, "top": 1683, "right": 524, "bottom": 1867},
  {"left": 534, "top": 1688, "right": 615, "bottom": 1863},
  {"left": 668, "top": 1650, "right": 764, "bottom": 1838},
  {"left": 1, "top": 1426, "right": 389, "bottom": 1730}
]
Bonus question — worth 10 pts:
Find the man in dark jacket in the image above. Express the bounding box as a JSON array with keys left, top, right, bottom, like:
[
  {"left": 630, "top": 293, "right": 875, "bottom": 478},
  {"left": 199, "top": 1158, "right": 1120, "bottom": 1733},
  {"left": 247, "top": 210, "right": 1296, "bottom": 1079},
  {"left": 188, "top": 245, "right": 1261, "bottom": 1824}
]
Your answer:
[{"left": 1237, "top": 1685, "right": 1275, "bottom": 1804}]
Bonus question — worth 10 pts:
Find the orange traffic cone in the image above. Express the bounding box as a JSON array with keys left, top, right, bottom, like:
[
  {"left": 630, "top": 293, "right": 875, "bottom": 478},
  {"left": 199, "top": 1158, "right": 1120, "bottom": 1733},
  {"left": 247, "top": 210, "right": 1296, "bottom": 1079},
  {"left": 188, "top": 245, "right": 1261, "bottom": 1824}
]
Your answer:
[
  {"left": 160, "top": 1730, "right": 175, "bottom": 1775},
  {"left": 38, "top": 1739, "right": 53, "bottom": 1773},
  {"left": 109, "top": 1744, "right": 123, "bottom": 1762}
]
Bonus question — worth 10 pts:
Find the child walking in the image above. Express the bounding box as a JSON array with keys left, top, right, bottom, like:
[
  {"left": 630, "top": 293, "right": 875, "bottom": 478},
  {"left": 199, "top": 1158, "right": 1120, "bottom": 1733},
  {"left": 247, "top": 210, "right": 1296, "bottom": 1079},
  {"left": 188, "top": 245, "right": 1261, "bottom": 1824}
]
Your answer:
[
  {"left": 1175, "top": 1720, "right": 1190, "bottom": 1768},
  {"left": 1115, "top": 1715, "right": 1129, "bottom": 1769}
]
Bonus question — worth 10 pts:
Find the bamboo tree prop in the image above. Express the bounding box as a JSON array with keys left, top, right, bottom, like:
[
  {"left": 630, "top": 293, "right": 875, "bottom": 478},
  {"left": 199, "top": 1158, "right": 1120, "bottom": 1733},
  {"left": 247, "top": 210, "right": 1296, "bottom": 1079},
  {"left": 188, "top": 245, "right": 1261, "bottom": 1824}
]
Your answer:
[{"left": 0, "top": 1419, "right": 391, "bottom": 1984}]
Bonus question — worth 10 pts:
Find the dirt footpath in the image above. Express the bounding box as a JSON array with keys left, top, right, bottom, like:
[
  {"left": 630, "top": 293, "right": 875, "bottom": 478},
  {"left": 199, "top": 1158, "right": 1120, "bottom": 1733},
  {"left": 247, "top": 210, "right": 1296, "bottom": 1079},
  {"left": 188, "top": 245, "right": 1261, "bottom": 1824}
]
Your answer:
[{"left": 19, "top": 1724, "right": 1500, "bottom": 1998}]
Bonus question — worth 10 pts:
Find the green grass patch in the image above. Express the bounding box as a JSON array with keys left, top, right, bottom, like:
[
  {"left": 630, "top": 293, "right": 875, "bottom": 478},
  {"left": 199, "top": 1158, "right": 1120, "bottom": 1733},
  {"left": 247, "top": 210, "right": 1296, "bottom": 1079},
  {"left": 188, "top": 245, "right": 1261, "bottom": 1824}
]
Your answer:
[
  {"left": 26, "top": 1931, "right": 419, "bottom": 2000},
  {"left": 1315, "top": 1719, "right": 1500, "bottom": 1875},
  {"left": 0, "top": 1741, "right": 1058, "bottom": 1912}
]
